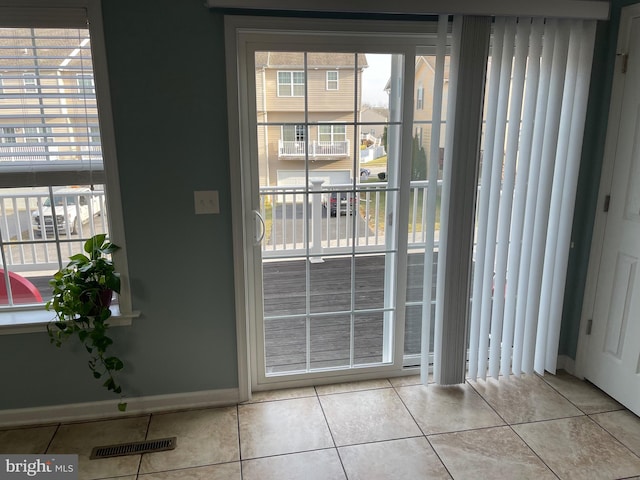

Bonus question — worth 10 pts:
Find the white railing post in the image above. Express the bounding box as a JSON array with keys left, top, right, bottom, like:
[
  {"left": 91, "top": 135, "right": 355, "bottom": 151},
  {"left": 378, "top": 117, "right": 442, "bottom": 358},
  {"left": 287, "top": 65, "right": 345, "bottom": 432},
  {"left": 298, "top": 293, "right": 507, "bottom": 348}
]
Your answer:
[{"left": 309, "top": 178, "right": 324, "bottom": 262}]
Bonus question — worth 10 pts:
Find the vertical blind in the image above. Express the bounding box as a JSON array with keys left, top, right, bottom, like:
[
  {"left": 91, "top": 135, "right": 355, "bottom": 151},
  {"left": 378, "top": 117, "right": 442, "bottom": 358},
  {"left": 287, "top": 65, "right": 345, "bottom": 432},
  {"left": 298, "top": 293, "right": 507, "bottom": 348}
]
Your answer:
[{"left": 467, "top": 17, "right": 597, "bottom": 380}]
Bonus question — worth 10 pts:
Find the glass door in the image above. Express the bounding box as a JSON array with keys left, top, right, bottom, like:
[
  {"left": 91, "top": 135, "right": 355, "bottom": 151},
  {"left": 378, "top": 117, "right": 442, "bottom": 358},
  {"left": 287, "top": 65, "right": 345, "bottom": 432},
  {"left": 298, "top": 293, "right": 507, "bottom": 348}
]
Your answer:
[{"left": 254, "top": 50, "right": 404, "bottom": 382}]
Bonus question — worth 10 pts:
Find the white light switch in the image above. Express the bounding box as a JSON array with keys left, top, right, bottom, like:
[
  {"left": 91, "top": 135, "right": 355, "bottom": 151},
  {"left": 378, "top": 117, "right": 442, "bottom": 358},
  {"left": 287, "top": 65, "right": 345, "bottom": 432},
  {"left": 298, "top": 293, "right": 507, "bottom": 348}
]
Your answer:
[{"left": 194, "top": 190, "right": 219, "bottom": 214}]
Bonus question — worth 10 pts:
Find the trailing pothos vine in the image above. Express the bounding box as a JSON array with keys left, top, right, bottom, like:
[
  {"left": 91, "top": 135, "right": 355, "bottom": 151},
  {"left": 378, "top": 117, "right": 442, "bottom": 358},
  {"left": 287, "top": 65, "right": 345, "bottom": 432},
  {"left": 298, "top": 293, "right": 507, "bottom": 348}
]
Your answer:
[{"left": 46, "top": 234, "right": 127, "bottom": 411}]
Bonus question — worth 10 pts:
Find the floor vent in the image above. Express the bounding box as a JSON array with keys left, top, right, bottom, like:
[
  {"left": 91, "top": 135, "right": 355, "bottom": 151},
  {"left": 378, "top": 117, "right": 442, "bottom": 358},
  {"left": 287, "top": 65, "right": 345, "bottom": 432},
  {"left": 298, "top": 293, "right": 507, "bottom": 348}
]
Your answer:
[{"left": 90, "top": 437, "right": 177, "bottom": 459}]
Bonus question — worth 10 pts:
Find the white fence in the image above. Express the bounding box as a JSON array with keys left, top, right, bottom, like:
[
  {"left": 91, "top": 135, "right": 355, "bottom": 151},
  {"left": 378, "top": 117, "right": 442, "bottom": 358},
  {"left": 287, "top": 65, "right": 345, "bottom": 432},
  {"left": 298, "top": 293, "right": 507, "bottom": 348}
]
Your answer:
[
  {"left": 278, "top": 140, "right": 350, "bottom": 157},
  {"left": 0, "top": 189, "right": 108, "bottom": 273},
  {"left": 360, "top": 145, "right": 386, "bottom": 162},
  {"left": 259, "top": 180, "right": 441, "bottom": 259}
]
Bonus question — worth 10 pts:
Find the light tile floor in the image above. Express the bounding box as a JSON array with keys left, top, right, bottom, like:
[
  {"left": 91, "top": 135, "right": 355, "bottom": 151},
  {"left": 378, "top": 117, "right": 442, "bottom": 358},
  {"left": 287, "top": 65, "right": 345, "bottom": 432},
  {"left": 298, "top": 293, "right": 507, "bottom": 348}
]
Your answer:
[{"left": 2, "top": 372, "right": 640, "bottom": 479}]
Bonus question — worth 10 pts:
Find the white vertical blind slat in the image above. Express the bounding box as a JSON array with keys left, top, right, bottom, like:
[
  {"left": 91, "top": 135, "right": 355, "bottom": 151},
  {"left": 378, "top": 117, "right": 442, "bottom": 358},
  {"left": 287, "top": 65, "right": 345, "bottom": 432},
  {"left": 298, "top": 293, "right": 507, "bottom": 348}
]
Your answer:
[
  {"left": 535, "top": 19, "right": 582, "bottom": 373},
  {"left": 483, "top": 17, "right": 516, "bottom": 379},
  {"left": 513, "top": 20, "right": 556, "bottom": 376},
  {"left": 420, "top": 14, "right": 448, "bottom": 385},
  {"left": 433, "top": 14, "right": 462, "bottom": 384},
  {"left": 468, "top": 17, "right": 506, "bottom": 381},
  {"left": 492, "top": 18, "right": 530, "bottom": 378},
  {"left": 523, "top": 20, "right": 570, "bottom": 375},
  {"left": 502, "top": 17, "right": 544, "bottom": 376}
]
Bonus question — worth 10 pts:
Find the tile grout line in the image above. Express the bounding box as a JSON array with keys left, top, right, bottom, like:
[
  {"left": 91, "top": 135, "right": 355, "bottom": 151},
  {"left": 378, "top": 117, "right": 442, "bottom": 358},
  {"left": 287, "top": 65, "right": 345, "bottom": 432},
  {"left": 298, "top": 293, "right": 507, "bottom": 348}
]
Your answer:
[
  {"left": 466, "top": 376, "right": 582, "bottom": 480},
  {"left": 44, "top": 422, "right": 62, "bottom": 455},
  {"left": 236, "top": 403, "right": 245, "bottom": 480},
  {"left": 584, "top": 413, "right": 640, "bottom": 463},
  {"left": 313, "top": 385, "right": 350, "bottom": 480},
  {"left": 135, "top": 413, "right": 153, "bottom": 479},
  {"left": 389, "top": 379, "right": 455, "bottom": 480}
]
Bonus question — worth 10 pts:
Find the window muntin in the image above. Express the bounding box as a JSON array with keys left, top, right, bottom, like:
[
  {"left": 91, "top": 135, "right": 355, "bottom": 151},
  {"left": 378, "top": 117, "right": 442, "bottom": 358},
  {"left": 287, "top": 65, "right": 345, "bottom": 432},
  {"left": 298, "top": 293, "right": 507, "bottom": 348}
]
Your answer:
[
  {"left": 277, "top": 70, "right": 305, "bottom": 97},
  {"left": 326, "top": 70, "right": 338, "bottom": 90}
]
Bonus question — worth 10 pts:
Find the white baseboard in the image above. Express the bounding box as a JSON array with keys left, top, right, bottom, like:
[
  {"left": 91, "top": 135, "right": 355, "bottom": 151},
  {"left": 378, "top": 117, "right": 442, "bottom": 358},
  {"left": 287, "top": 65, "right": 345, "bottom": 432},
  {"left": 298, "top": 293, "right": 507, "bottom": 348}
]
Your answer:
[
  {"left": 0, "top": 388, "right": 240, "bottom": 428},
  {"left": 556, "top": 355, "right": 576, "bottom": 376}
]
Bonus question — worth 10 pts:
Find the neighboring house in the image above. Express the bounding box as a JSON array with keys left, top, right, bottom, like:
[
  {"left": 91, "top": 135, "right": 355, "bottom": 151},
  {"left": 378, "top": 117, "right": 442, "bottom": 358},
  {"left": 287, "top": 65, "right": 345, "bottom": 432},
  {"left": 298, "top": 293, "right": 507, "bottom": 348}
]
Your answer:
[
  {"left": 359, "top": 106, "right": 387, "bottom": 145},
  {"left": 413, "top": 55, "right": 450, "bottom": 177},
  {"left": 255, "top": 52, "right": 367, "bottom": 187}
]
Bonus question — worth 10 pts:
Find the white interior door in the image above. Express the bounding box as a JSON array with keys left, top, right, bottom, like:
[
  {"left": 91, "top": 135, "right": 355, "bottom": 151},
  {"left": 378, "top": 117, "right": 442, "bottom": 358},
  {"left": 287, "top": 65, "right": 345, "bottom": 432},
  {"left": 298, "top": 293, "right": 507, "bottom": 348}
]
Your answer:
[{"left": 583, "top": 8, "right": 640, "bottom": 416}]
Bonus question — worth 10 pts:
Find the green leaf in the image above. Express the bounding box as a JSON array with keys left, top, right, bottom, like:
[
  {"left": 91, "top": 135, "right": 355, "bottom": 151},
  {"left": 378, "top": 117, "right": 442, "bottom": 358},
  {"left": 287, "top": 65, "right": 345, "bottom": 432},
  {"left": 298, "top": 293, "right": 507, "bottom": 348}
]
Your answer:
[{"left": 117, "top": 402, "right": 127, "bottom": 412}]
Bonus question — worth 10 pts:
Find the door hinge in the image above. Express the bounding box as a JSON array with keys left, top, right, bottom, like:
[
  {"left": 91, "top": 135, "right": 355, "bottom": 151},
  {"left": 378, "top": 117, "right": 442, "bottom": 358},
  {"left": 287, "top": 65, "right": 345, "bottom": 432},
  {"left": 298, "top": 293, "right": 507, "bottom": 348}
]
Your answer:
[
  {"left": 586, "top": 319, "right": 593, "bottom": 335},
  {"left": 604, "top": 194, "right": 611, "bottom": 212},
  {"left": 621, "top": 53, "right": 629, "bottom": 74}
]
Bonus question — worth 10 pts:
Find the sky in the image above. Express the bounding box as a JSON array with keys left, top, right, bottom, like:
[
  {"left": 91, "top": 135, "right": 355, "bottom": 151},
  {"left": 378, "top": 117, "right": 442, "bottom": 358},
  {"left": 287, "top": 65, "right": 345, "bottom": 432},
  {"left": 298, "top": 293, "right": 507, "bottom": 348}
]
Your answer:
[{"left": 361, "top": 54, "right": 391, "bottom": 107}]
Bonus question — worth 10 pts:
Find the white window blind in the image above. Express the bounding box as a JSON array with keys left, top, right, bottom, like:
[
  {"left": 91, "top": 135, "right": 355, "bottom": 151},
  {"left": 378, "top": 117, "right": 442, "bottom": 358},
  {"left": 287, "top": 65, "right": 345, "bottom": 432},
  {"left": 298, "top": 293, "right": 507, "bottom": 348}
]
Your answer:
[
  {"left": 0, "top": 25, "right": 104, "bottom": 188},
  {"left": 467, "top": 17, "right": 597, "bottom": 380}
]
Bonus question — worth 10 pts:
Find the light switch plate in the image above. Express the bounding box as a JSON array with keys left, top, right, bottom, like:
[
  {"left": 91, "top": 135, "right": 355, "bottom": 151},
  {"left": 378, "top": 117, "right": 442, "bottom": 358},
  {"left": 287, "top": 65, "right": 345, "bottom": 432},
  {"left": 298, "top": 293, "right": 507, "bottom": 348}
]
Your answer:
[{"left": 194, "top": 190, "right": 219, "bottom": 214}]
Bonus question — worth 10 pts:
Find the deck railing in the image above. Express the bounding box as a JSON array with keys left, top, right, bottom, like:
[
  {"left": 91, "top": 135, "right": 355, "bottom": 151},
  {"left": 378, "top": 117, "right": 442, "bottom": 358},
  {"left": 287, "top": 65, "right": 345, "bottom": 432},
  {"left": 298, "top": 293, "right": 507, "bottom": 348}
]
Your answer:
[
  {"left": 278, "top": 140, "right": 350, "bottom": 157},
  {"left": 1, "top": 181, "right": 439, "bottom": 269},
  {"left": 259, "top": 180, "right": 441, "bottom": 258},
  {"left": 0, "top": 189, "right": 108, "bottom": 273}
]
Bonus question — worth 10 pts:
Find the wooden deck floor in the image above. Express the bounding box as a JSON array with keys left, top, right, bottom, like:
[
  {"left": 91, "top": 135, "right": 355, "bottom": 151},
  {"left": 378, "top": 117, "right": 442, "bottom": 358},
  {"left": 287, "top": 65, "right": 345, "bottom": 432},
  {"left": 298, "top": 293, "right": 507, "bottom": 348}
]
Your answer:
[{"left": 263, "top": 253, "right": 435, "bottom": 373}]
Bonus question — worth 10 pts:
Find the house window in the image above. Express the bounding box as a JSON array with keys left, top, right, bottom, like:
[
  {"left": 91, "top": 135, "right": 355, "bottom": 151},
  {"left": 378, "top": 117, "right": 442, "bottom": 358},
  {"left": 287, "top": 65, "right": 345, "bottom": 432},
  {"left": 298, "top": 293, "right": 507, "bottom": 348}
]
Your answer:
[
  {"left": 416, "top": 86, "right": 424, "bottom": 110},
  {"left": 283, "top": 124, "right": 305, "bottom": 142},
  {"left": 24, "top": 126, "right": 51, "bottom": 143},
  {"left": 77, "top": 73, "right": 95, "bottom": 95},
  {"left": 277, "top": 71, "right": 305, "bottom": 97},
  {"left": 326, "top": 70, "right": 338, "bottom": 90},
  {"left": 318, "top": 124, "right": 346, "bottom": 143},
  {"left": 22, "top": 72, "right": 37, "bottom": 93},
  {"left": 0, "top": 127, "right": 16, "bottom": 143},
  {"left": 415, "top": 126, "right": 423, "bottom": 145},
  {"left": 0, "top": 6, "right": 130, "bottom": 326}
]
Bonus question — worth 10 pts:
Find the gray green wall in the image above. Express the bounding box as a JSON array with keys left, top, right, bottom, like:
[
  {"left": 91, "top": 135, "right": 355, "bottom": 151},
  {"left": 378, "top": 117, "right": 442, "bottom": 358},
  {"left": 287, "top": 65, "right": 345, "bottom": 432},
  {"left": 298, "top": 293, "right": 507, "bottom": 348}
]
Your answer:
[{"left": 0, "top": 0, "right": 632, "bottom": 411}]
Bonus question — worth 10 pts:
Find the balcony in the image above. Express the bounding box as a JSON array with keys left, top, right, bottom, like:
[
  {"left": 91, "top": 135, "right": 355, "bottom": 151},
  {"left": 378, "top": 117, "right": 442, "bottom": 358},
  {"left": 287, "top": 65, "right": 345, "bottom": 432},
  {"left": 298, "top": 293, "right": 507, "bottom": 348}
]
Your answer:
[{"left": 278, "top": 140, "right": 350, "bottom": 158}]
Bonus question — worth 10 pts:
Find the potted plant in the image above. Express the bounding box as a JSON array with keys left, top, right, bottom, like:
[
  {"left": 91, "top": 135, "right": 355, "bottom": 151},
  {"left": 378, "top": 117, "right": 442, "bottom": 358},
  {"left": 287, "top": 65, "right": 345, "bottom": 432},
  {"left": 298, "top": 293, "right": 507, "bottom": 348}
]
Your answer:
[{"left": 46, "top": 233, "right": 127, "bottom": 411}]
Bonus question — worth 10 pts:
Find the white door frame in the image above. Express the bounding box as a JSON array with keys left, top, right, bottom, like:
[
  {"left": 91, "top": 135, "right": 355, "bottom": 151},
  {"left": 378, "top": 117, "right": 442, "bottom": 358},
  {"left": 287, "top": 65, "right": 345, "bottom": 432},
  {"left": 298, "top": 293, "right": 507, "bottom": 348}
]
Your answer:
[
  {"left": 575, "top": 3, "right": 640, "bottom": 379},
  {"left": 224, "top": 15, "right": 461, "bottom": 398}
]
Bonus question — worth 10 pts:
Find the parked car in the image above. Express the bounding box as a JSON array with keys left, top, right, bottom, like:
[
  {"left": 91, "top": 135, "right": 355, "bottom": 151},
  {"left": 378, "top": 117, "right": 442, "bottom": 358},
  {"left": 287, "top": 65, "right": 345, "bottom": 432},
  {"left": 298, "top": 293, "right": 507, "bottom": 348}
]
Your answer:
[
  {"left": 322, "top": 191, "right": 358, "bottom": 216},
  {"left": 32, "top": 187, "right": 102, "bottom": 235}
]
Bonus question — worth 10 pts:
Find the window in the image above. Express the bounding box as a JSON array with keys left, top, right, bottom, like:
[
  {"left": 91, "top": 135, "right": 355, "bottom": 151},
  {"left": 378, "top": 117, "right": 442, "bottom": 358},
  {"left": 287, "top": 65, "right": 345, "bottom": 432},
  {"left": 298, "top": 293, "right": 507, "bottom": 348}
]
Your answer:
[
  {"left": 76, "top": 73, "right": 95, "bottom": 94},
  {"left": 282, "top": 124, "right": 305, "bottom": 142},
  {"left": 24, "top": 126, "right": 51, "bottom": 143},
  {"left": 22, "top": 72, "right": 37, "bottom": 93},
  {"left": 318, "top": 124, "right": 346, "bottom": 143},
  {"left": 326, "top": 70, "right": 338, "bottom": 90},
  {"left": 416, "top": 85, "right": 424, "bottom": 110},
  {"left": 0, "top": 127, "right": 16, "bottom": 143},
  {"left": 0, "top": 3, "right": 130, "bottom": 327},
  {"left": 277, "top": 71, "right": 305, "bottom": 96}
]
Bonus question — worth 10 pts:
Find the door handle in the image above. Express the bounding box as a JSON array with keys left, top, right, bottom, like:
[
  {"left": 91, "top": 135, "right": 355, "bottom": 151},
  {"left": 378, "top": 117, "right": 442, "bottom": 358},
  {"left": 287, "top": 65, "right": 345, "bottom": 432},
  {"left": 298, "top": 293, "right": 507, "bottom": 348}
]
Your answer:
[{"left": 254, "top": 210, "right": 265, "bottom": 246}]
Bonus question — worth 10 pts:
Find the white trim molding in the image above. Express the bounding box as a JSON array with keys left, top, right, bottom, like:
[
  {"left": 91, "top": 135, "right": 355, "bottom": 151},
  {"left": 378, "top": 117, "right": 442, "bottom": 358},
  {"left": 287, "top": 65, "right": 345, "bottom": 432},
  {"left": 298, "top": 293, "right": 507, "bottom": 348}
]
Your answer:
[
  {"left": 207, "top": 0, "right": 610, "bottom": 20},
  {"left": 0, "top": 388, "right": 240, "bottom": 428}
]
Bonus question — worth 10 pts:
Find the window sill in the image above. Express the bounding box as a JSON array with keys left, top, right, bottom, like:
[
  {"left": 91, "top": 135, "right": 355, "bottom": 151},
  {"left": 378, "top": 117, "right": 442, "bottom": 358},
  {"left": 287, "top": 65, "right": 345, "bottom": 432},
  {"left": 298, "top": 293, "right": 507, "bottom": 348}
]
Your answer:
[{"left": 0, "top": 306, "right": 140, "bottom": 335}]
